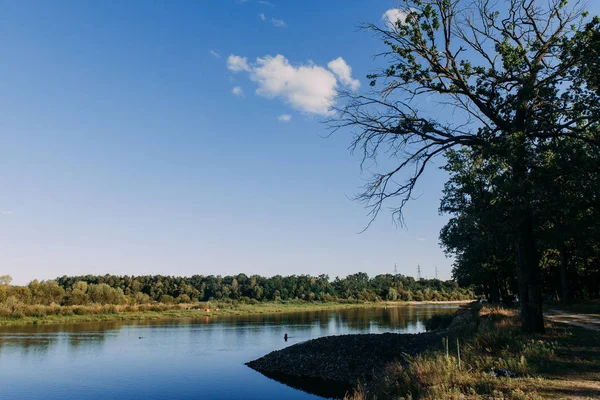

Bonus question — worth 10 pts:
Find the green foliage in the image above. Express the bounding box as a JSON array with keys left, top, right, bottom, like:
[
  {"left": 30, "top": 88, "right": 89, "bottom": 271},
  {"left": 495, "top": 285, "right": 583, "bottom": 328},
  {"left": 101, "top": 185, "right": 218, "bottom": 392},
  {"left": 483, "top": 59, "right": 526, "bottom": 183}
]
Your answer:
[
  {"left": 28, "top": 280, "right": 65, "bottom": 305},
  {"left": 440, "top": 138, "right": 600, "bottom": 302},
  {"left": 87, "top": 283, "right": 125, "bottom": 305},
  {"left": 0, "top": 273, "right": 474, "bottom": 313},
  {"left": 159, "top": 294, "right": 175, "bottom": 304}
]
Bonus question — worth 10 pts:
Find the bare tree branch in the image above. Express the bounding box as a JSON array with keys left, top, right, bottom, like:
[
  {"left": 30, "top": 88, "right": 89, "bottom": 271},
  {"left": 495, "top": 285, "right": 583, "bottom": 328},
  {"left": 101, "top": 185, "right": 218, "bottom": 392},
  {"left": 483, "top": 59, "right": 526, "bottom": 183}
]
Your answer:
[{"left": 330, "top": 0, "right": 598, "bottom": 226}]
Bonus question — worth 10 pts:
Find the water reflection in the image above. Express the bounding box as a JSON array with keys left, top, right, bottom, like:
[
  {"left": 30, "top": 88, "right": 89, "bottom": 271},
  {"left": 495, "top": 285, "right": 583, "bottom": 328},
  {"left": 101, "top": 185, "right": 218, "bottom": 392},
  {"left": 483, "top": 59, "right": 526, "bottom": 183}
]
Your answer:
[
  {"left": 0, "top": 305, "right": 457, "bottom": 400},
  {"left": 257, "top": 371, "right": 354, "bottom": 399}
]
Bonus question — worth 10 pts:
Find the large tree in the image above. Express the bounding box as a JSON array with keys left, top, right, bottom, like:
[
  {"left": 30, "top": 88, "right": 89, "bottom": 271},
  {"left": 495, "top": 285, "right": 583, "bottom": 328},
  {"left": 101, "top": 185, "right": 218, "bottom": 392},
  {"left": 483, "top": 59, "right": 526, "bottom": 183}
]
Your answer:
[
  {"left": 440, "top": 136, "right": 600, "bottom": 306},
  {"left": 333, "top": 0, "right": 600, "bottom": 332}
]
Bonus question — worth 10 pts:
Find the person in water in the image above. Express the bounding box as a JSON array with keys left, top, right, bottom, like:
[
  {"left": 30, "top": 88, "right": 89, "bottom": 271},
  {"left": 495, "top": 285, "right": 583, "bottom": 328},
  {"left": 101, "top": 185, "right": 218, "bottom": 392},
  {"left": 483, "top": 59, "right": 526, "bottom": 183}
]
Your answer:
[{"left": 284, "top": 333, "right": 288, "bottom": 341}]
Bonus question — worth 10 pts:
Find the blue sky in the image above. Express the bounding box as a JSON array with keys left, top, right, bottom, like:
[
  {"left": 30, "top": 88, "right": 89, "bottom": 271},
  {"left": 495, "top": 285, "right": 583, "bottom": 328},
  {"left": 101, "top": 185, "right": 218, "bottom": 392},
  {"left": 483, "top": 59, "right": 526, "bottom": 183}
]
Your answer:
[{"left": 2, "top": 0, "right": 560, "bottom": 285}]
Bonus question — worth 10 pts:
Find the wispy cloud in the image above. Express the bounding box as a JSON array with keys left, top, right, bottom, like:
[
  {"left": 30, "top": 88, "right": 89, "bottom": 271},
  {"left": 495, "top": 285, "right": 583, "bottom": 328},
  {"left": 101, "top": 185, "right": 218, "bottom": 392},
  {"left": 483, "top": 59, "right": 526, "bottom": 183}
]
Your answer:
[
  {"left": 416, "top": 237, "right": 426, "bottom": 241},
  {"left": 258, "top": 0, "right": 274, "bottom": 6},
  {"left": 271, "top": 18, "right": 287, "bottom": 28},
  {"left": 232, "top": 86, "right": 244, "bottom": 96},
  {"left": 257, "top": 13, "right": 286, "bottom": 28},
  {"left": 227, "top": 55, "right": 250, "bottom": 72},
  {"left": 209, "top": 49, "right": 221, "bottom": 58},
  {"left": 277, "top": 114, "right": 292, "bottom": 122},
  {"left": 0, "top": 211, "right": 14, "bottom": 215},
  {"left": 226, "top": 54, "right": 360, "bottom": 116}
]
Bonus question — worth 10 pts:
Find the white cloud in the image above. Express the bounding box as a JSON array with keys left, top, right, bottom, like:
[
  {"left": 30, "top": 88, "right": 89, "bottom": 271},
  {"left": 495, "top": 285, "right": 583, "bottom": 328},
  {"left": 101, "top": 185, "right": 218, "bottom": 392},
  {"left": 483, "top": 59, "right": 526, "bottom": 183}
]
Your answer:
[
  {"left": 249, "top": 54, "right": 338, "bottom": 116},
  {"left": 277, "top": 114, "right": 292, "bottom": 122},
  {"left": 259, "top": 0, "right": 274, "bottom": 6},
  {"left": 209, "top": 49, "right": 221, "bottom": 58},
  {"left": 0, "top": 211, "right": 14, "bottom": 215},
  {"left": 271, "top": 18, "right": 287, "bottom": 28},
  {"left": 327, "top": 57, "right": 360, "bottom": 91},
  {"left": 259, "top": 13, "right": 266, "bottom": 20},
  {"left": 232, "top": 86, "right": 243, "bottom": 96},
  {"left": 227, "top": 55, "right": 250, "bottom": 72},
  {"left": 416, "top": 237, "right": 426, "bottom": 241},
  {"left": 383, "top": 8, "right": 411, "bottom": 29},
  {"left": 228, "top": 54, "right": 360, "bottom": 116}
]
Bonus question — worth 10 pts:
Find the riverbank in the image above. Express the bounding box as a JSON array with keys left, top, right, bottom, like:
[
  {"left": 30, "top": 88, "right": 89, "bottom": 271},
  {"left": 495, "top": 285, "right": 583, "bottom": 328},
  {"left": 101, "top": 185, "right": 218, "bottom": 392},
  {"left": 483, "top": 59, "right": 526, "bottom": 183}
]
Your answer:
[
  {"left": 0, "top": 300, "right": 471, "bottom": 327},
  {"left": 247, "top": 304, "right": 600, "bottom": 399},
  {"left": 247, "top": 331, "right": 442, "bottom": 385},
  {"left": 348, "top": 304, "right": 600, "bottom": 399},
  {"left": 246, "top": 305, "right": 472, "bottom": 397}
]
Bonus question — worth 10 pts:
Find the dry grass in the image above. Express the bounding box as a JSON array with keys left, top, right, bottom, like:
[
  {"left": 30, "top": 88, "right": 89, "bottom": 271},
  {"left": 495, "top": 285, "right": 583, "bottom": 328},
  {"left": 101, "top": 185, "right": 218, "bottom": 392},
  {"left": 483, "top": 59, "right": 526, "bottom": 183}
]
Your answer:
[
  {"left": 477, "top": 304, "right": 518, "bottom": 319},
  {"left": 0, "top": 300, "right": 412, "bottom": 326},
  {"left": 344, "top": 384, "right": 370, "bottom": 400},
  {"left": 345, "top": 304, "right": 600, "bottom": 400}
]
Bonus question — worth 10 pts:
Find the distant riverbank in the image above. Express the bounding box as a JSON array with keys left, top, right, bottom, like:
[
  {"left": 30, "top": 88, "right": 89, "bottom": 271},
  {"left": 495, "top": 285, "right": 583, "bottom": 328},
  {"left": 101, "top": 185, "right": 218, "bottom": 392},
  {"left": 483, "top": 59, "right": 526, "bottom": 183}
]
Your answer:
[{"left": 0, "top": 300, "right": 471, "bottom": 327}]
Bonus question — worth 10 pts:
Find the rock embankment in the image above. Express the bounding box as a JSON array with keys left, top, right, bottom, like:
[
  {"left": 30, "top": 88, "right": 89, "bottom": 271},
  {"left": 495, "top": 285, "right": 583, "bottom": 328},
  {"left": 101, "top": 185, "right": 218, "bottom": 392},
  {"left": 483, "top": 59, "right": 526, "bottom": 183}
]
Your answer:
[
  {"left": 246, "top": 331, "right": 440, "bottom": 384},
  {"left": 246, "top": 305, "right": 475, "bottom": 394}
]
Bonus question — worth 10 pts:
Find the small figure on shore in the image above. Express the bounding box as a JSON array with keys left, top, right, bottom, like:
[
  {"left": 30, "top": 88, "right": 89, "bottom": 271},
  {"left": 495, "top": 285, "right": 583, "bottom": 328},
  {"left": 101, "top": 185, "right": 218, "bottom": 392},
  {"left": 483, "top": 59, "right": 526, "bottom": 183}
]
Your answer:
[{"left": 284, "top": 333, "right": 288, "bottom": 341}]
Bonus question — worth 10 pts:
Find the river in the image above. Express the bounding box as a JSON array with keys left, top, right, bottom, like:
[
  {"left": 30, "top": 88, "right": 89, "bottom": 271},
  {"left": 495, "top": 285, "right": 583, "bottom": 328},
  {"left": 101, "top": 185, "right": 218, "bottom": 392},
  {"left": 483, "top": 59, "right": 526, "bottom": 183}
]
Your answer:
[{"left": 0, "top": 304, "right": 458, "bottom": 399}]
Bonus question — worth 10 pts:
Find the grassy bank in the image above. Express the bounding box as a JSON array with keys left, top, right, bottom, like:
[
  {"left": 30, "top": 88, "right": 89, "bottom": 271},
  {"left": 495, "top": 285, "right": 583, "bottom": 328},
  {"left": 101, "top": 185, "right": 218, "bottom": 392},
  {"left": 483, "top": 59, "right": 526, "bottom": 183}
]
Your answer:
[
  {"left": 347, "top": 304, "right": 600, "bottom": 399},
  {"left": 0, "top": 300, "right": 470, "bottom": 327}
]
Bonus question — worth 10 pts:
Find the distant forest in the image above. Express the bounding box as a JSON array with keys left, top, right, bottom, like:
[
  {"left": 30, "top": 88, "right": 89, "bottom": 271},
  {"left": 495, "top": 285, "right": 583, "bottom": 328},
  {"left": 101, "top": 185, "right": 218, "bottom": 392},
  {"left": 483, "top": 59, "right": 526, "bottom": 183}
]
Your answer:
[{"left": 0, "top": 273, "right": 474, "bottom": 306}]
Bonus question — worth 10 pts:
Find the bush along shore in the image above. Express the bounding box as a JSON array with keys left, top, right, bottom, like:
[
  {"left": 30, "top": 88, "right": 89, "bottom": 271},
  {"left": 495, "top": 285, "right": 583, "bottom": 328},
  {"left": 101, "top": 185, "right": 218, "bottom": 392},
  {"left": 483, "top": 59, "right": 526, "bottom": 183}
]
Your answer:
[
  {"left": 247, "top": 304, "right": 600, "bottom": 399},
  {"left": 0, "top": 299, "right": 471, "bottom": 327},
  {"left": 0, "top": 273, "right": 474, "bottom": 325}
]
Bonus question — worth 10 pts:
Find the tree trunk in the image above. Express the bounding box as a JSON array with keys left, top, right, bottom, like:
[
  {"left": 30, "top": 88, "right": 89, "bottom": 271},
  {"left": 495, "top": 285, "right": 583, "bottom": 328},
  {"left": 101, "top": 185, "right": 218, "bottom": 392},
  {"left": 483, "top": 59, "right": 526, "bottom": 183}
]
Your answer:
[
  {"left": 499, "top": 283, "right": 510, "bottom": 306},
  {"left": 594, "top": 260, "right": 600, "bottom": 299},
  {"left": 516, "top": 210, "right": 545, "bottom": 333},
  {"left": 511, "top": 128, "right": 545, "bottom": 333},
  {"left": 489, "top": 277, "right": 500, "bottom": 304},
  {"left": 559, "top": 245, "right": 571, "bottom": 305}
]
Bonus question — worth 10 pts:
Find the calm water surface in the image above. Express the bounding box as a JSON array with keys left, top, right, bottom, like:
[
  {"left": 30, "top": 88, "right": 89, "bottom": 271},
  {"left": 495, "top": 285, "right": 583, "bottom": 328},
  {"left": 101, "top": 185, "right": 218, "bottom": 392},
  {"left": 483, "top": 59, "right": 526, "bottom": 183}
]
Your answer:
[{"left": 0, "top": 305, "right": 458, "bottom": 400}]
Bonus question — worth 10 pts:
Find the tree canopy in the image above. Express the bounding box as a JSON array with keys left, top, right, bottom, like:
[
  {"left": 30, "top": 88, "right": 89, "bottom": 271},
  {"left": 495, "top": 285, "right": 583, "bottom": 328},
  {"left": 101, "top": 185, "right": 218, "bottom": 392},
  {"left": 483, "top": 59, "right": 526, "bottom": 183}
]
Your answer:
[{"left": 0, "top": 273, "right": 473, "bottom": 311}]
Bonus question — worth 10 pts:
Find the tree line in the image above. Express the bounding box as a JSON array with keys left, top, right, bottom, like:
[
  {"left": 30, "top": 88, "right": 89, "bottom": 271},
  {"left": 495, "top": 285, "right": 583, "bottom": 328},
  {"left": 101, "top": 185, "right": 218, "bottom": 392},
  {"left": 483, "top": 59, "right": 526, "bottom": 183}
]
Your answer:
[{"left": 0, "top": 273, "right": 473, "bottom": 306}]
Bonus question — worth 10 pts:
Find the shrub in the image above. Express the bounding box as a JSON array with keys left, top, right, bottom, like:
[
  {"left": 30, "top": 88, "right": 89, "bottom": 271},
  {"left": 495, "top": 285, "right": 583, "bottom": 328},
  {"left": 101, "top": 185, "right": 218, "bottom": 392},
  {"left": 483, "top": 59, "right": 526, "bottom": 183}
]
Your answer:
[
  {"left": 176, "top": 294, "right": 191, "bottom": 304},
  {"left": 60, "top": 307, "right": 74, "bottom": 316},
  {"left": 24, "top": 305, "right": 47, "bottom": 318},
  {"left": 159, "top": 295, "right": 175, "bottom": 304}
]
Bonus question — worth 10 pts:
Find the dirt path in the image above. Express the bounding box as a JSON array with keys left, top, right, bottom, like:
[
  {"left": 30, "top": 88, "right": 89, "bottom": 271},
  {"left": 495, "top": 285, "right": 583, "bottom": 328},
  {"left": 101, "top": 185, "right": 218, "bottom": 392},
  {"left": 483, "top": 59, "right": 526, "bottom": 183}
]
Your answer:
[{"left": 546, "top": 309, "right": 600, "bottom": 331}]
